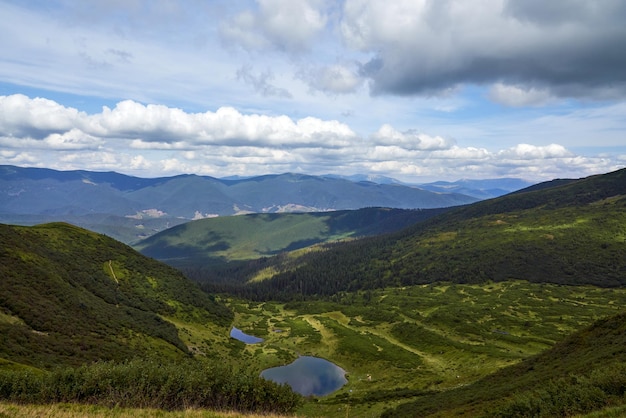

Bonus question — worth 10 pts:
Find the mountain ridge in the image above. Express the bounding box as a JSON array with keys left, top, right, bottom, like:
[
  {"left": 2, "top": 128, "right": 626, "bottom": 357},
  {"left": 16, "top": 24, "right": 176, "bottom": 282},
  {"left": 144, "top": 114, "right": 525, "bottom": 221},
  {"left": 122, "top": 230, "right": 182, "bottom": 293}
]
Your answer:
[
  {"left": 134, "top": 207, "right": 451, "bottom": 270},
  {"left": 198, "top": 167, "right": 626, "bottom": 299},
  {"left": 1, "top": 165, "right": 482, "bottom": 243}
]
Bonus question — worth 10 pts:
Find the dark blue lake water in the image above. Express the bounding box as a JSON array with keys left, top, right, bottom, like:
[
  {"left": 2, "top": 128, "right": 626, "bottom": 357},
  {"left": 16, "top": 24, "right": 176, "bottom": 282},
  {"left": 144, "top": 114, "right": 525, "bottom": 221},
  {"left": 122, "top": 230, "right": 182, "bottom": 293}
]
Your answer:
[
  {"left": 230, "top": 327, "right": 264, "bottom": 344},
  {"left": 261, "top": 356, "right": 347, "bottom": 396}
]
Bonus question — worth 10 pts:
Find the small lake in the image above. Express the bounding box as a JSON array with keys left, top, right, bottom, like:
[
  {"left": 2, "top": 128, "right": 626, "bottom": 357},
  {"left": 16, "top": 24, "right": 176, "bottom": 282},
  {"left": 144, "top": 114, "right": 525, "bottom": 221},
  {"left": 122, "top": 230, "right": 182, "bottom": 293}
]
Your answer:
[
  {"left": 230, "top": 327, "right": 264, "bottom": 344},
  {"left": 261, "top": 356, "right": 347, "bottom": 396}
]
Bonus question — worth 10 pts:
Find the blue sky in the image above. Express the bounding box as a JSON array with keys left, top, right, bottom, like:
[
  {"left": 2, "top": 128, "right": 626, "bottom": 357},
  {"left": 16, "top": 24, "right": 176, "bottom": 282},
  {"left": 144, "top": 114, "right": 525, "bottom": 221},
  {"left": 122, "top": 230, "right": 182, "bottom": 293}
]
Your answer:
[{"left": 0, "top": 0, "right": 625, "bottom": 182}]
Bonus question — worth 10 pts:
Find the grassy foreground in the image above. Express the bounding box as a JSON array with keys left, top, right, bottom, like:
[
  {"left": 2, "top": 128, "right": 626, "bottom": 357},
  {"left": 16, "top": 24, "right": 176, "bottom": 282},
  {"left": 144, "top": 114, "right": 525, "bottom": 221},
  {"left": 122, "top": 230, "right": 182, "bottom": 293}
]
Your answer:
[{"left": 0, "top": 402, "right": 293, "bottom": 418}]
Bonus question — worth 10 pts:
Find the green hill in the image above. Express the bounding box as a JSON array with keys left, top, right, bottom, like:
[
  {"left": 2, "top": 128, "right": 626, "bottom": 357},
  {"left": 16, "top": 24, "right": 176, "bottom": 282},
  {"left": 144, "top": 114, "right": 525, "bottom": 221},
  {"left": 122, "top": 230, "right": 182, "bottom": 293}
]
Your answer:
[
  {"left": 201, "top": 168, "right": 626, "bottom": 299},
  {"left": 0, "top": 222, "right": 232, "bottom": 369},
  {"left": 383, "top": 310, "right": 626, "bottom": 417},
  {"left": 134, "top": 207, "right": 448, "bottom": 269}
]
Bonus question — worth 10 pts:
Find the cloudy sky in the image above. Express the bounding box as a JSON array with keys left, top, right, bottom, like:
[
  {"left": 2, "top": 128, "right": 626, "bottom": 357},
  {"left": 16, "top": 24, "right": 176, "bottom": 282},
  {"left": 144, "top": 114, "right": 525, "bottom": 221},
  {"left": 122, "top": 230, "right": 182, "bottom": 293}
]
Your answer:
[{"left": 1, "top": 0, "right": 625, "bottom": 182}]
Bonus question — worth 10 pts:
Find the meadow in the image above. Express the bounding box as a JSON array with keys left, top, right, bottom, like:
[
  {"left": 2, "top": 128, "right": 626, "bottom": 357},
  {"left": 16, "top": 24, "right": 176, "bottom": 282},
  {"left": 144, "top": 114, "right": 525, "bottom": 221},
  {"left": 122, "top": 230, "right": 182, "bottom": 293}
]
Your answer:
[{"left": 225, "top": 280, "right": 626, "bottom": 417}]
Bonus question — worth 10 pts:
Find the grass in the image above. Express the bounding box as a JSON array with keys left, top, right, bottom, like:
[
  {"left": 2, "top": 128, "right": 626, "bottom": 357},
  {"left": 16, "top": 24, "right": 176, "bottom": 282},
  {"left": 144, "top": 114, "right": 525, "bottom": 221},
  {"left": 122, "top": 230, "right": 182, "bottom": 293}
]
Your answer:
[
  {"left": 225, "top": 280, "right": 626, "bottom": 417},
  {"left": 133, "top": 208, "right": 441, "bottom": 269},
  {"left": 0, "top": 402, "right": 294, "bottom": 417}
]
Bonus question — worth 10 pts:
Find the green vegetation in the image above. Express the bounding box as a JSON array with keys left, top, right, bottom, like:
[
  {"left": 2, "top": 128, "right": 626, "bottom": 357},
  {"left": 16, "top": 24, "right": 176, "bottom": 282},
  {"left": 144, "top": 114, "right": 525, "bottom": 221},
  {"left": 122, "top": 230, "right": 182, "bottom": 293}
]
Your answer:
[
  {"left": 0, "top": 222, "right": 305, "bottom": 416},
  {"left": 134, "top": 207, "right": 446, "bottom": 270},
  {"left": 198, "top": 168, "right": 626, "bottom": 300},
  {"left": 0, "top": 222, "right": 232, "bottom": 368},
  {"left": 0, "top": 402, "right": 292, "bottom": 418},
  {"left": 383, "top": 310, "right": 626, "bottom": 417},
  {"left": 0, "top": 359, "right": 301, "bottom": 414},
  {"left": 3, "top": 169, "right": 626, "bottom": 417},
  {"left": 225, "top": 280, "right": 626, "bottom": 417},
  {"left": 492, "top": 366, "right": 626, "bottom": 418}
]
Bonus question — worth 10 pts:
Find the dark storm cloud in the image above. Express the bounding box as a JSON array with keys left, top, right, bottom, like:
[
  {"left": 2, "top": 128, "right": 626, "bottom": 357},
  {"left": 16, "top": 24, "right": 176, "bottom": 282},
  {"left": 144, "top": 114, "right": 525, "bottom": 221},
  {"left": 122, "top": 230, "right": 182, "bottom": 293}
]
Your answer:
[{"left": 353, "top": 0, "right": 626, "bottom": 99}]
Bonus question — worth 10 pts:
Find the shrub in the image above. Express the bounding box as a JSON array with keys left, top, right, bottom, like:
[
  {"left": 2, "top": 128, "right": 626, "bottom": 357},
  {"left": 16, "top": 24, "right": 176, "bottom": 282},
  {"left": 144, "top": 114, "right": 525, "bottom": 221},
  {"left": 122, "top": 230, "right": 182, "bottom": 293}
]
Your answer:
[
  {"left": 0, "top": 358, "right": 301, "bottom": 414},
  {"left": 494, "top": 375, "right": 609, "bottom": 417}
]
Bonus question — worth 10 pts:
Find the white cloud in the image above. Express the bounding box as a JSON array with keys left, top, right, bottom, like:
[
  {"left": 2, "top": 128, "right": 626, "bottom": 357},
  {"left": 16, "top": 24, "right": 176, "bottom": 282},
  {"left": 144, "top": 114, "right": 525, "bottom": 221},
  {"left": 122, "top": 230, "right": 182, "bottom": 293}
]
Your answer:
[
  {"left": 0, "top": 94, "right": 357, "bottom": 150},
  {"left": 220, "top": 0, "right": 328, "bottom": 53},
  {"left": 87, "top": 99, "right": 356, "bottom": 147},
  {"left": 0, "top": 94, "right": 85, "bottom": 138},
  {"left": 488, "top": 83, "right": 554, "bottom": 107},
  {"left": 0, "top": 94, "right": 623, "bottom": 183},
  {"left": 500, "top": 143, "right": 572, "bottom": 159},
  {"left": 43, "top": 129, "right": 103, "bottom": 150},
  {"left": 371, "top": 124, "right": 454, "bottom": 150}
]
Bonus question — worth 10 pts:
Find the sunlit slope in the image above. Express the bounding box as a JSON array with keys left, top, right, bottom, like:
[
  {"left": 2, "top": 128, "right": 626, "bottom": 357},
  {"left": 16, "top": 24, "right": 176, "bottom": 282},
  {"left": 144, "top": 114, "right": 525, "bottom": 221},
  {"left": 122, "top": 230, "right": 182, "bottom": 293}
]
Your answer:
[
  {"left": 135, "top": 207, "right": 447, "bottom": 268},
  {"left": 0, "top": 222, "right": 232, "bottom": 369},
  {"left": 219, "top": 168, "right": 626, "bottom": 299}
]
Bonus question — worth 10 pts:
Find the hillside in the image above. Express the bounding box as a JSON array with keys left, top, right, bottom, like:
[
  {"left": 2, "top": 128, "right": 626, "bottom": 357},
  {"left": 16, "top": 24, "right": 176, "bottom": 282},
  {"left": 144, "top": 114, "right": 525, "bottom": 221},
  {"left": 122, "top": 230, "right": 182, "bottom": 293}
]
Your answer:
[
  {"left": 0, "top": 165, "right": 479, "bottom": 243},
  {"left": 0, "top": 222, "right": 232, "bottom": 369},
  {"left": 135, "top": 207, "right": 450, "bottom": 269},
  {"left": 384, "top": 310, "right": 626, "bottom": 417},
  {"left": 200, "top": 168, "right": 626, "bottom": 299}
]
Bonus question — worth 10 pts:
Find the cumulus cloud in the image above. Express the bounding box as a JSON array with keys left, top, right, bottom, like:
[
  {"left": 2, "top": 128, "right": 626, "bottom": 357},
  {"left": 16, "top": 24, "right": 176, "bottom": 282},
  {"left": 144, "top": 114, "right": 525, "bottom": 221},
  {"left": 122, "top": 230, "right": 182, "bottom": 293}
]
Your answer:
[
  {"left": 499, "top": 143, "right": 572, "bottom": 160},
  {"left": 0, "top": 94, "right": 356, "bottom": 150},
  {"left": 342, "top": 0, "right": 626, "bottom": 101},
  {"left": 488, "top": 83, "right": 554, "bottom": 107},
  {"left": 0, "top": 94, "right": 86, "bottom": 138},
  {"left": 0, "top": 94, "right": 622, "bottom": 182},
  {"left": 371, "top": 124, "right": 455, "bottom": 150}
]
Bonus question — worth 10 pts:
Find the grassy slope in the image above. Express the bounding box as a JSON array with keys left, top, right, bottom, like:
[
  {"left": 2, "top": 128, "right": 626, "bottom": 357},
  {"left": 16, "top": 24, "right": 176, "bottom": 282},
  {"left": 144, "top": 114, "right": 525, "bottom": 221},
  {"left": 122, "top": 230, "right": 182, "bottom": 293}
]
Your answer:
[
  {"left": 231, "top": 168, "right": 626, "bottom": 298},
  {"left": 384, "top": 309, "right": 626, "bottom": 417},
  {"left": 0, "top": 222, "right": 232, "bottom": 369},
  {"left": 134, "top": 207, "right": 447, "bottom": 269},
  {"left": 0, "top": 401, "right": 294, "bottom": 417}
]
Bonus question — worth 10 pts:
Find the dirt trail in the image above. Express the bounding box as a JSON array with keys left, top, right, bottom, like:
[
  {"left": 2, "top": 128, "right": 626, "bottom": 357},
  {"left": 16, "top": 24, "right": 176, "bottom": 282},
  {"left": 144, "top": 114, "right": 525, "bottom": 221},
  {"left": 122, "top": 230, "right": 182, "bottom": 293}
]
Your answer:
[
  {"left": 304, "top": 312, "right": 448, "bottom": 373},
  {"left": 108, "top": 260, "right": 119, "bottom": 284}
]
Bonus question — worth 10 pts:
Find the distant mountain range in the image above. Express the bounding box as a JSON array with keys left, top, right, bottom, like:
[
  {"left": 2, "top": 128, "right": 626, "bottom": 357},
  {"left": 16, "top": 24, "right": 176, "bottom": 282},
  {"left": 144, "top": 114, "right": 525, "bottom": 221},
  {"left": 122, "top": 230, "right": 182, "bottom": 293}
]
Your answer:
[
  {"left": 0, "top": 165, "right": 523, "bottom": 243},
  {"left": 416, "top": 177, "right": 534, "bottom": 199},
  {"left": 325, "top": 174, "right": 534, "bottom": 199}
]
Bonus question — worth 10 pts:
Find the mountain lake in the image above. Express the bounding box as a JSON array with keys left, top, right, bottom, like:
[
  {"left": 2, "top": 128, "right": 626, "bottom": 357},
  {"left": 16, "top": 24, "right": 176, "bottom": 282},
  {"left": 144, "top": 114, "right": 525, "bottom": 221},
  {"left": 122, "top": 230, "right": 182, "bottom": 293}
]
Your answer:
[
  {"left": 230, "top": 327, "right": 264, "bottom": 344},
  {"left": 261, "top": 356, "right": 347, "bottom": 396},
  {"left": 230, "top": 328, "right": 347, "bottom": 396}
]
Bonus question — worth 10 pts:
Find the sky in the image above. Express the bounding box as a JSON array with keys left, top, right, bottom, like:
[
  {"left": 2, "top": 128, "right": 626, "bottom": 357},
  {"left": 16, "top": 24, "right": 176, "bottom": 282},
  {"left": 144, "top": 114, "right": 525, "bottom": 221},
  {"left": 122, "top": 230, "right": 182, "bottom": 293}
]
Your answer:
[{"left": 0, "top": 0, "right": 625, "bottom": 183}]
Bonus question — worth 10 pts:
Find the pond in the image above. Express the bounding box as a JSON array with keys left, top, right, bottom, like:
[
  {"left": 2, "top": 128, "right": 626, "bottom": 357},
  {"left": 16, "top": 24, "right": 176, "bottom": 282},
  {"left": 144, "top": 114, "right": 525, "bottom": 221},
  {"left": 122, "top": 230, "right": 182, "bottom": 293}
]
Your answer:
[
  {"left": 230, "top": 327, "right": 264, "bottom": 344},
  {"left": 261, "top": 356, "right": 347, "bottom": 396}
]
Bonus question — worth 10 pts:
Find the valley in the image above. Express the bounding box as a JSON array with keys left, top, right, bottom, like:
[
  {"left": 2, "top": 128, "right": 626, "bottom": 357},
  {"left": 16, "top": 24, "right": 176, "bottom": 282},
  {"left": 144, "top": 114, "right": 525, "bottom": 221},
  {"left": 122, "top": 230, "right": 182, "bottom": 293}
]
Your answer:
[
  {"left": 224, "top": 281, "right": 626, "bottom": 417},
  {"left": 1, "top": 168, "right": 626, "bottom": 417}
]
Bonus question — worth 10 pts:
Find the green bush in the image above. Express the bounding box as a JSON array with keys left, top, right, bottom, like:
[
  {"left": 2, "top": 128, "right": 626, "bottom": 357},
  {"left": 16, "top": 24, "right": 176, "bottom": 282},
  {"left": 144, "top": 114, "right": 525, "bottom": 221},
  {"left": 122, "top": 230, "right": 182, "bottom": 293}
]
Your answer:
[
  {"left": 0, "top": 358, "right": 301, "bottom": 414},
  {"left": 493, "top": 374, "right": 615, "bottom": 417}
]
